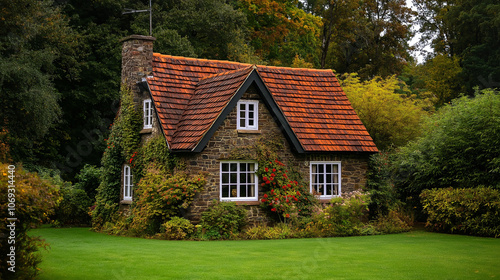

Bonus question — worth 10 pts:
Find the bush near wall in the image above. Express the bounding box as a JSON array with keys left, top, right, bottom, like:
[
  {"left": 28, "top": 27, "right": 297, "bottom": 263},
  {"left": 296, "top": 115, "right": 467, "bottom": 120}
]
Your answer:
[
  {"left": 420, "top": 187, "right": 500, "bottom": 237},
  {"left": 127, "top": 166, "right": 206, "bottom": 237}
]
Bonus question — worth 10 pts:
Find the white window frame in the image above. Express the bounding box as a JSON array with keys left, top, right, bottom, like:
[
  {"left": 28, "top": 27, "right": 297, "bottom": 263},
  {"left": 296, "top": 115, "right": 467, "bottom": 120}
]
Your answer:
[
  {"left": 237, "top": 100, "right": 259, "bottom": 130},
  {"left": 123, "top": 164, "right": 133, "bottom": 201},
  {"left": 143, "top": 99, "right": 153, "bottom": 129},
  {"left": 220, "top": 161, "right": 258, "bottom": 202},
  {"left": 310, "top": 161, "right": 341, "bottom": 199}
]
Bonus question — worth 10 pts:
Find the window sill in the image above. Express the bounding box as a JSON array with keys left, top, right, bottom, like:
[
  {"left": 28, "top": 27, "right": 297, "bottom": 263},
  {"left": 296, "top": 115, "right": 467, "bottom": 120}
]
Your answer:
[
  {"left": 120, "top": 199, "right": 133, "bottom": 205},
  {"left": 237, "top": 129, "right": 261, "bottom": 134},
  {"left": 140, "top": 128, "right": 152, "bottom": 134}
]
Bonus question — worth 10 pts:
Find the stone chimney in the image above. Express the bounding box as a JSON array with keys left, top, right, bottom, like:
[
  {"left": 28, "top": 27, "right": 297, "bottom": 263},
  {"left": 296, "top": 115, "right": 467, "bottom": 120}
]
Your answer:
[{"left": 121, "top": 35, "right": 156, "bottom": 91}]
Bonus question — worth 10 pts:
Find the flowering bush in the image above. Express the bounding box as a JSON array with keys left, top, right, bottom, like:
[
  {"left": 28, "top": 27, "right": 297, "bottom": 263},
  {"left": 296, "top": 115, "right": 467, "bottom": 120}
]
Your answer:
[
  {"left": 258, "top": 159, "right": 316, "bottom": 223},
  {"left": 128, "top": 165, "right": 205, "bottom": 236}
]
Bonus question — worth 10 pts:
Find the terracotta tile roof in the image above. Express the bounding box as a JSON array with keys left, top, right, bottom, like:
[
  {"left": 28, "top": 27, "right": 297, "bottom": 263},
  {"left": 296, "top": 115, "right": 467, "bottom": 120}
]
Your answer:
[{"left": 146, "top": 53, "right": 378, "bottom": 153}]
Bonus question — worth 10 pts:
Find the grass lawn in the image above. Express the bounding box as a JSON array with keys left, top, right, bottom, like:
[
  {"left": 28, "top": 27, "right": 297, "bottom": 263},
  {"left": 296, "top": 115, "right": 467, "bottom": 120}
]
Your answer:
[{"left": 30, "top": 227, "right": 499, "bottom": 280}]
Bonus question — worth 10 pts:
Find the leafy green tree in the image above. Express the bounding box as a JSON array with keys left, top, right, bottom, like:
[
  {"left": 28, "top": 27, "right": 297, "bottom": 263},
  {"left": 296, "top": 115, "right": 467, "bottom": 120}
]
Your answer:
[
  {"left": 306, "top": 0, "right": 414, "bottom": 77},
  {"left": 129, "top": 0, "right": 249, "bottom": 60},
  {"left": 0, "top": 0, "right": 79, "bottom": 166},
  {"left": 392, "top": 89, "right": 500, "bottom": 205},
  {"left": 414, "top": 0, "right": 500, "bottom": 92},
  {"left": 239, "top": 0, "right": 322, "bottom": 66},
  {"left": 412, "top": 54, "right": 465, "bottom": 107},
  {"left": 340, "top": 74, "right": 430, "bottom": 150}
]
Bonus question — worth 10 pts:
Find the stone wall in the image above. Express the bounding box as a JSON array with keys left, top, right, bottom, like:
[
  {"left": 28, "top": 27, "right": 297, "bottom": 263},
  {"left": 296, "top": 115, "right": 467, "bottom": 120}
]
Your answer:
[{"left": 179, "top": 84, "right": 371, "bottom": 224}]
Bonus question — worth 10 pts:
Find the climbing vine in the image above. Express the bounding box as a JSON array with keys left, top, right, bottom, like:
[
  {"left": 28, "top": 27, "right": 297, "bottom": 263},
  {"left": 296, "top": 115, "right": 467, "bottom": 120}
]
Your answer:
[{"left": 91, "top": 85, "right": 142, "bottom": 230}]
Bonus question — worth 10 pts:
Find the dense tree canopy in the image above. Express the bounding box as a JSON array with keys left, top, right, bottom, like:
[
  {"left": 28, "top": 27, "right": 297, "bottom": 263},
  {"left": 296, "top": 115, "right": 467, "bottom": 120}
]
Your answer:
[
  {"left": 305, "top": 0, "right": 414, "bottom": 78},
  {"left": 414, "top": 0, "right": 500, "bottom": 92},
  {"left": 0, "top": 0, "right": 77, "bottom": 165}
]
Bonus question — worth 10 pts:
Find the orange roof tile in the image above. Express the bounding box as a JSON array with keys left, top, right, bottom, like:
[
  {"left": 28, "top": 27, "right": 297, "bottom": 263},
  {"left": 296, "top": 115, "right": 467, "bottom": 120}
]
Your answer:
[{"left": 146, "top": 53, "right": 378, "bottom": 153}]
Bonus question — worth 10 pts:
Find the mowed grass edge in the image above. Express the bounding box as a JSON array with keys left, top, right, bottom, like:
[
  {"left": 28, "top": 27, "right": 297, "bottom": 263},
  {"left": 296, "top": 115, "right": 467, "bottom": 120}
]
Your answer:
[{"left": 30, "top": 227, "right": 500, "bottom": 280}]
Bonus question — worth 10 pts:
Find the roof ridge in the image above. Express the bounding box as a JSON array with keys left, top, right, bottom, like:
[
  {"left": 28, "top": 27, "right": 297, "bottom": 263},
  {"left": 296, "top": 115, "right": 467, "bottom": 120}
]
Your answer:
[
  {"left": 257, "top": 65, "right": 334, "bottom": 73},
  {"left": 197, "top": 65, "right": 254, "bottom": 85},
  {"left": 153, "top": 53, "right": 252, "bottom": 67}
]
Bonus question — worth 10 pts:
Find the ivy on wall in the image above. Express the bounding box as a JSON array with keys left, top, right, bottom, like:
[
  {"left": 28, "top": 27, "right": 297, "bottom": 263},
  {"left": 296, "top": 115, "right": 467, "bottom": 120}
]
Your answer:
[{"left": 91, "top": 85, "right": 142, "bottom": 230}]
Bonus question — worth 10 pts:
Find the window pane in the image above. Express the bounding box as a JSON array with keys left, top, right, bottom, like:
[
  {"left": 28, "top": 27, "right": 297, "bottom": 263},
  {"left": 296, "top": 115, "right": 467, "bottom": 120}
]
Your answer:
[
  {"left": 240, "top": 173, "right": 247, "bottom": 183},
  {"left": 222, "top": 163, "right": 229, "bottom": 172},
  {"left": 326, "top": 185, "right": 332, "bottom": 196},
  {"left": 222, "top": 173, "right": 229, "bottom": 184},
  {"left": 222, "top": 185, "right": 229, "bottom": 198},
  {"left": 230, "top": 163, "right": 237, "bottom": 171},
  {"left": 332, "top": 164, "right": 338, "bottom": 174},
  {"left": 230, "top": 185, "right": 237, "bottom": 197},
  {"left": 247, "top": 173, "right": 255, "bottom": 183},
  {"left": 240, "top": 185, "right": 247, "bottom": 197},
  {"left": 240, "top": 163, "right": 247, "bottom": 171},
  {"left": 318, "top": 164, "right": 324, "bottom": 173},
  {"left": 230, "top": 173, "right": 237, "bottom": 183},
  {"left": 326, "top": 164, "right": 332, "bottom": 173}
]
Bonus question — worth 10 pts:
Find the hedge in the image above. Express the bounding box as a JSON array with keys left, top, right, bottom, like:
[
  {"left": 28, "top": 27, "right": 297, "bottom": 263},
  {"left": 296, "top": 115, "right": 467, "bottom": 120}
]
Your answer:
[{"left": 420, "top": 187, "right": 500, "bottom": 237}]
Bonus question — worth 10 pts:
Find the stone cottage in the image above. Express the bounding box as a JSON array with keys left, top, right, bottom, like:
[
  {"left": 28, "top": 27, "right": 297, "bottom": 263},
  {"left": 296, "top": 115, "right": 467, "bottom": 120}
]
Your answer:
[{"left": 120, "top": 35, "right": 378, "bottom": 223}]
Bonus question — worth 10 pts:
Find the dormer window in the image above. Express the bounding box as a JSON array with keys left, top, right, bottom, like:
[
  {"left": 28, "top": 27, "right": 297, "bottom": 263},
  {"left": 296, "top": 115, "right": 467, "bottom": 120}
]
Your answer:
[
  {"left": 237, "top": 100, "right": 258, "bottom": 130},
  {"left": 143, "top": 99, "right": 153, "bottom": 129}
]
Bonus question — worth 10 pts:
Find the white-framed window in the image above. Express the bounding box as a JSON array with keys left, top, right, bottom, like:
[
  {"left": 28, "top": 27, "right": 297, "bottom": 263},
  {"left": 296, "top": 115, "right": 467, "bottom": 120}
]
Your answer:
[
  {"left": 143, "top": 99, "right": 153, "bottom": 129},
  {"left": 123, "top": 164, "right": 133, "bottom": 201},
  {"left": 310, "top": 161, "right": 341, "bottom": 198},
  {"left": 220, "top": 161, "right": 258, "bottom": 201},
  {"left": 237, "top": 100, "right": 259, "bottom": 130}
]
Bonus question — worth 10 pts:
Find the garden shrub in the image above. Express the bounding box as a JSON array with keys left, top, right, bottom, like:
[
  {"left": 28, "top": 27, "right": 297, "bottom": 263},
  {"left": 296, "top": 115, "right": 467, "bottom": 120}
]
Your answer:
[
  {"left": 74, "top": 164, "right": 102, "bottom": 201},
  {"left": 392, "top": 89, "right": 500, "bottom": 213},
  {"left": 200, "top": 201, "right": 247, "bottom": 239},
  {"left": 372, "top": 209, "right": 413, "bottom": 234},
  {"left": 311, "top": 191, "right": 371, "bottom": 237},
  {"left": 157, "top": 217, "right": 195, "bottom": 240},
  {"left": 0, "top": 163, "right": 59, "bottom": 280},
  {"left": 420, "top": 187, "right": 500, "bottom": 237},
  {"left": 53, "top": 185, "right": 92, "bottom": 226},
  {"left": 128, "top": 166, "right": 205, "bottom": 236},
  {"left": 242, "top": 223, "right": 295, "bottom": 240}
]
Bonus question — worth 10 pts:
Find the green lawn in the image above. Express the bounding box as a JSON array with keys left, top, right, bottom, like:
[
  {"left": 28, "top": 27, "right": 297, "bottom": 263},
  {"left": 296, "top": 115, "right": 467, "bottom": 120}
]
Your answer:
[{"left": 31, "top": 227, "right": 500, "bottom": 280}]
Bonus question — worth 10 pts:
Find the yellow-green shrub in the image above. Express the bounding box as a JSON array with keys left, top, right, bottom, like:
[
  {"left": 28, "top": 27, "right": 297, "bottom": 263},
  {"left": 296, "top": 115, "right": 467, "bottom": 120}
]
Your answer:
[
  {"left": 421, "top": 187, "right": 500, "bottom": 237},
  {"left": 0, "top": 163, "right": 59, "bottom": 279}
]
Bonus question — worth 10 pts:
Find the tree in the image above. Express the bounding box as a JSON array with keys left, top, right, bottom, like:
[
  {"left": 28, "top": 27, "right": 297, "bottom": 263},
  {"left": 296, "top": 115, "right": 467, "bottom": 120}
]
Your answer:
[
  {"left": 414, "top": 0, "right": 500, "bottom": 92},
  {"left": 129, "top": 0, "right": 249, "bottom": 60},
  {"left": 412, "top": 54, "right": 465, "bottom": 107},
  {"left": 307, "top": 0, "right": 414, "bottom": 77},
  {"left": 340, "top": 74, "right": 430, "bottom": 150},
  {"left": 0, "top": 0, "right": 78, "bottom": 166},
  {"left": 239, "top": 0, "right": 322, "bottom": 66}
]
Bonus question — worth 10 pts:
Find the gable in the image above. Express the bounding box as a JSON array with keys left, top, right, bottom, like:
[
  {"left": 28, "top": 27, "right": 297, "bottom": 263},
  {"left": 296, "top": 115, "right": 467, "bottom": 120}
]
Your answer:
[{"left": 145, "top": 54, "right": 378, "bottom": 153}]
